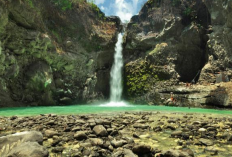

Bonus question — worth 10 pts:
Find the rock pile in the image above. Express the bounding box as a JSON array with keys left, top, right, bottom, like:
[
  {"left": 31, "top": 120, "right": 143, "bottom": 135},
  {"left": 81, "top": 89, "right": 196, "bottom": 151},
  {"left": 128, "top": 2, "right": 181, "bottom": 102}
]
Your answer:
[{"left": 1, "top": 111, "right": 232, "bottom": 156}]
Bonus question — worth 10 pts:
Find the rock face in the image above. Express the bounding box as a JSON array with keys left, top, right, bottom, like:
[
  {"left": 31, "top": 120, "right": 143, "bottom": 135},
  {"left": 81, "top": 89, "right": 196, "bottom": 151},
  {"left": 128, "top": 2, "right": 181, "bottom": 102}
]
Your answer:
[
  {"left": 0, "top": 0, "right": 121, "bottom": 107},
  {"left": 199, "top": 0, "right": 232, "bottom": 84},
  {"left": 124, "top": 0, "right": 232, "bottom": 107}
]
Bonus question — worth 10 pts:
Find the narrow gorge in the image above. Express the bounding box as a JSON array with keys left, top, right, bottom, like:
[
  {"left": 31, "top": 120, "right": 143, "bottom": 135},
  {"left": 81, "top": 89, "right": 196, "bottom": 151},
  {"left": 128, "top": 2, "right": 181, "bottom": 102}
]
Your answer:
[
  {"left": 0, "top": 0, "right": 231, "bottom": 108},
  {"left": 0, "top": 0, "right": 232, "bottom": 157}
]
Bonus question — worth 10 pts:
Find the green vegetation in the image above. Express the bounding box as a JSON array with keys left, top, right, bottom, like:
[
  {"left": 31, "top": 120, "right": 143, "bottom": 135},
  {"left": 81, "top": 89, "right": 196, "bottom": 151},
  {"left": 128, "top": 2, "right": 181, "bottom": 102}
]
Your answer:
[
  {"left": 170, "top": 0, "right": 181, "bottom": 7},
  {"left": 87, "top": 0, "right": 105, "bottom": 19},
  {"left": 125, "top": 60, "right": 170, "bottom": 96},
  {"left": 148, "top": 43, "right": 168, "bottom": 55},
  {"left": 25, "top": 0, "right": 34, "bottom": 8},
  {"left": 0, "top": 41, "right": 2, "bottom": 55},
  {"left": 51, "top": 0, "right": 104, "bottom": 18},
  {"left": 183, "top": 7, "right": 192, "bottom": 16},
  {"left": 147, "top": 0, "right": 161, "bottom": 7},
  {"left": 51, "top": 30, "right": 62, "bottom": 43},
  {"left": 52, "top": 0, "right": 72, "bottom": 11},
  {"left": 132, "top": 23, "right": 138, "bottom": 28}
]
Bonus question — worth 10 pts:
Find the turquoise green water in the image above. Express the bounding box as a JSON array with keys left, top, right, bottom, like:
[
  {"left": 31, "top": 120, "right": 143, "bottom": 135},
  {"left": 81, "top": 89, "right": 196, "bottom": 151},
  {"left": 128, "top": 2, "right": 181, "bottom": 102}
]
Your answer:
[{"left": 1, "top": 104, "right": 232, "bottom": 117}]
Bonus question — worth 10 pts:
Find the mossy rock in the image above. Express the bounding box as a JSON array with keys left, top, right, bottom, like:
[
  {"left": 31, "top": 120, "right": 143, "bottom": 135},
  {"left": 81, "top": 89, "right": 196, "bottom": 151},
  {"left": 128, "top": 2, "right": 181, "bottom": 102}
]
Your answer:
[
  {"left": 0, "top": 7, "right": 8, "bottom": 34},
  {"left": 125, "top": 59, "right": 170, "bottom": 97}
]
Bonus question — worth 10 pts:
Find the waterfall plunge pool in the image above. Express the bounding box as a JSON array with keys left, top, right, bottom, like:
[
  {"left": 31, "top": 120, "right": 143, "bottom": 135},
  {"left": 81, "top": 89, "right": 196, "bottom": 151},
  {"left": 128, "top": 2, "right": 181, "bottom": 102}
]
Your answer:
[{"left": 1, "top": 103, "right": 232, "bottom": 117}]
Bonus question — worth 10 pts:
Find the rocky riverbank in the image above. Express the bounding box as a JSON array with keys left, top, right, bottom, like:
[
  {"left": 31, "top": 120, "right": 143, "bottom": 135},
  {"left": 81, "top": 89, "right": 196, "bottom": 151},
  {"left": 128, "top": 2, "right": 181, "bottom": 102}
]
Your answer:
[{"left": 1, "top": 111, "right": 232, "bottom": 157}]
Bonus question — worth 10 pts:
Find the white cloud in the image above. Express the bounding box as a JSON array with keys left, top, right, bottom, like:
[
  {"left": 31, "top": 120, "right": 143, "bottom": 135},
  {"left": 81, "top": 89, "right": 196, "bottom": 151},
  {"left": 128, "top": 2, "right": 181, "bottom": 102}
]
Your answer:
[
  {"left": 114, "top": 0, "right": 135, "bottom": 22},
  {"left": 95, "top": 0, "right": 148, "bottom": 23},
  {"left": 100, "top": 6, "right": 105, "bottom": 11}
]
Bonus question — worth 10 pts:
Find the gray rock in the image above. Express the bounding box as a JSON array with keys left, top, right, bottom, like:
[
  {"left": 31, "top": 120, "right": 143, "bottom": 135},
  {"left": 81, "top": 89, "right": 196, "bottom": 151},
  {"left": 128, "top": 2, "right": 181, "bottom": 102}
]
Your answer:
[
  {"left": 162, "top": 149, "right": 194, "bottom": 157},
  {"left": 0, "top": 131, "right": 43, "bottom": 148},
  {"left": 133, "top": 123, "right": 149, "bottom": 129},
  {"left": 199, "top": 138, "right": 214, "bottom": 146},
  {"left": 124, "top": 149, "right": 138, "bottom": 157},
  {"left": 165, "top": 125, "right": 176, "bottom": 130},
  {"left": 227, "top": 135, "right": 232, "bottom": 141},
  {"left": 112, "top": 149, "right": 138, "bottom": 157},
  {"left": 111, "top": 139, "right": 127, "bottom": 148},
  {"left": 6, "top": 142, "right": 49, "bottom": 157},
  {"left": 74, "top": 131, "right": 87, "bottom": 140},
  {"left": 95, "top": 119, "right": 111, "bottom": 125},
  {"left": 72, "top": 126, "right": 81, "bottom": 131},
  {"left": 204, "top": 146, "right": 218, "bottom": 155},
  {"left": 171, "top": 131, "right": 183, "bottom": 137},
  {"left": 44, "top": 130, "right": 58, "bottom": 138},
  {"left": 51, "top": 147, "right": 65, "bottom": 153},
  {"left": 89, "top": 138, "right": 104, "bottom": 146},
  {"left": 93, "top": 125, "right": 108, "bottom": 137},
  {"left": 112, "top": 150, "right": 123, "bottom": 157}
]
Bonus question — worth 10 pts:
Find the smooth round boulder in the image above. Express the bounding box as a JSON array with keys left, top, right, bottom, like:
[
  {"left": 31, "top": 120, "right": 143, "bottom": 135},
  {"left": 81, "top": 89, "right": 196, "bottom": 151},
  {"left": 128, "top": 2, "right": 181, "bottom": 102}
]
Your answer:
[
  {"left": 93, "top": 125, "right": 108, "bottom": 137},
  {"left": 74, "top": 131, "right": 87, "bottom": 140},
  {"left": 44, "top": 130, "right": 58, "bottom": 138}
]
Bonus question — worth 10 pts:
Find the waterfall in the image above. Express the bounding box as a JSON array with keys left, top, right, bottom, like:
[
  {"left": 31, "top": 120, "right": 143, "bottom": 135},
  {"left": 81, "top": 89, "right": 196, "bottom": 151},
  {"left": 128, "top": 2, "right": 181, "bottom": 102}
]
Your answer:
[
  {"left": 100, "top": 33, "right": 128, "bottom": 107},
  {"left": 110, "top": 33, "right": 124, "bottom": 102}
]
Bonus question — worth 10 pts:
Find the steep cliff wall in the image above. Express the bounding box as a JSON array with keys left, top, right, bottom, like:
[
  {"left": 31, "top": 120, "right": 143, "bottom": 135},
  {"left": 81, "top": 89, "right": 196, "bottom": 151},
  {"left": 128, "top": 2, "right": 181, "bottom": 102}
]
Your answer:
[
  {"left": 199, "top": 0, "right": 232, "bottom": 83},
  {"left": 124, "top": 0, "right": 232, "bottom": 107},
  {"left": 0, "top": 0, "right": 121, "bottom": 107}
]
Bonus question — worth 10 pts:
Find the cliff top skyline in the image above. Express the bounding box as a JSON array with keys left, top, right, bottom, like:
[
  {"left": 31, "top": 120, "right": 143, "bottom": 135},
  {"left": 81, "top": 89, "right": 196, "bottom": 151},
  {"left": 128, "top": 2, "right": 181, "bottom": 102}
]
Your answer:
[{"left": 93, "top": 0, "right": 147, "bottom": 22}]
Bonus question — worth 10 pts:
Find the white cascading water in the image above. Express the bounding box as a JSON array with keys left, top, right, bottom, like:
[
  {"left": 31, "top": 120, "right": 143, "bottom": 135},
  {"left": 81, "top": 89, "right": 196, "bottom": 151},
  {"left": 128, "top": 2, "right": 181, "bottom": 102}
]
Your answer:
[
  {"left": 100, "top": 33, "right": 127, "bottom": 107},
  {"left": 110, "top": 33, "right": 123, "bottom": 102}
]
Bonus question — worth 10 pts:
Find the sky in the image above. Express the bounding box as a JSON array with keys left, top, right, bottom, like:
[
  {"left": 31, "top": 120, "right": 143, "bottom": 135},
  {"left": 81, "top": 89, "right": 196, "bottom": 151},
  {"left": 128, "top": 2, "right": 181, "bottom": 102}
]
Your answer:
[{"left": 92, "top": 0, "right": 147, "bottom": 22}]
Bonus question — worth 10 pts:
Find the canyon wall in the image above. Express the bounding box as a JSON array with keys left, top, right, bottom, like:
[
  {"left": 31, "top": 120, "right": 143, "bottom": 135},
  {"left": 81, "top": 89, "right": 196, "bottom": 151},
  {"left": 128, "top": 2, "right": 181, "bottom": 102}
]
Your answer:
[
  {"left": 124, "top": 0, "right": 232, "bottom": 107},
  {"left": 0, "top": 0, "right": 121, "bottom": 107},
  {"left": 1, "top": 0, "right": 232, "bottom": 108}
]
